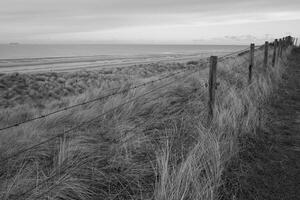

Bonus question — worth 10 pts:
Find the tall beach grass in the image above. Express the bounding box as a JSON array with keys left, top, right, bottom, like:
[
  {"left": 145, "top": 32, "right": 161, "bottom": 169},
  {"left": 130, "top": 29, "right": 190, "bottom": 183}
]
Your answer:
[{"left": 0, "top": 46, "right": 291, "bottom": 200}]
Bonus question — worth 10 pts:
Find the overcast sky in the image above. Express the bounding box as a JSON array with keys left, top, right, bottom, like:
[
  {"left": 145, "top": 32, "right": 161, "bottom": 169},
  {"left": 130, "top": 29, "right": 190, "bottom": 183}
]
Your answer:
[{"left": 1, "top": 0, "right": 300, "bottom": 44}]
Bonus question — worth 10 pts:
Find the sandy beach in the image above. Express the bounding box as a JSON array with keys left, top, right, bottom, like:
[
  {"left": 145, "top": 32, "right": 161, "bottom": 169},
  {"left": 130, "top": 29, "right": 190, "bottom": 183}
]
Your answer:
[{"left": 0, "top": 51, "right": 232, "bottom": 73}]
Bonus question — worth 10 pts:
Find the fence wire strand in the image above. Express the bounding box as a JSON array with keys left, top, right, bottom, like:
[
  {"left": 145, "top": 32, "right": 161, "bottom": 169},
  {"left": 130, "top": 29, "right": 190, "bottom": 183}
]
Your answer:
[
  {"left": 0, "top": 46, "right": 252, "bottom": 133},
  {"left": 0, "top": 46, "right": 272, "bottom": 164},
  {"left": 0, "top": 68, "right": 191, "bottom": 132},
  {"left": 0, "top": 67, "right": 200, "bottom": 164},
  {"left": 15, "top": 85, "right": 209, "bottom": 200}
]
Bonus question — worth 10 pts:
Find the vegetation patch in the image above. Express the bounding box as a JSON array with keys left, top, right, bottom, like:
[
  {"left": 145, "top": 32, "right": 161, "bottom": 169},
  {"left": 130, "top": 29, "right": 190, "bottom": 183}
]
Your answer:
[{"left": 0, "top": 47, "right": 291, "bottom": 200}]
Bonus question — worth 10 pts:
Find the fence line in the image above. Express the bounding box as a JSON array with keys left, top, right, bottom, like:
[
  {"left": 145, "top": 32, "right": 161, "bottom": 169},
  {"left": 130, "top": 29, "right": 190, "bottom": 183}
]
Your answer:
[
  {"left": 1, "top": 37, "right": 293, "bottom": 163},
  {"left": 206, "top": 36, "right": 294, "bottom": 120},
  {"left": 0, "top": 65, "right": 201, "bottom": 163},
  {"left": 3, "top": 64, "right": 209, "bottom": 200},
  {"left": 0, "top": 67, "right": 196, "bottom": 132},
  {"left": 0, "top": 35, "right": 295, "bottom": 200},
  {"left": 14, "top": 86, "right": 210, "bottom": 200},
  {"left": 0, "top": 47, "right": 253, "bottom": 133},
  {"left": 1, "top": 45, "right": 255, "bottom": 166}
]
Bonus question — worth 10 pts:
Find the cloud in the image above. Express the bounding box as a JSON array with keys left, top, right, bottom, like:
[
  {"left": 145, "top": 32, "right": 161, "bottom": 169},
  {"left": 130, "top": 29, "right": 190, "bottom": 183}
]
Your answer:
[{"left": 0, "top": 0, "right": 300, "bottom": 43}]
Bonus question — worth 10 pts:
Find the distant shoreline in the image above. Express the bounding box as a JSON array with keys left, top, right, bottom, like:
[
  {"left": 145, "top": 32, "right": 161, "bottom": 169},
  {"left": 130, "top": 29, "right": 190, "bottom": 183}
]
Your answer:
[
  {"left": 0, "top": 44, "right": 247, "bottom": 60},
  {"left": 0, "top": 53, "right": 221, "bottom": 73},
  {"left": 0, "top": 44, "right": 247, "bottom": 73}
]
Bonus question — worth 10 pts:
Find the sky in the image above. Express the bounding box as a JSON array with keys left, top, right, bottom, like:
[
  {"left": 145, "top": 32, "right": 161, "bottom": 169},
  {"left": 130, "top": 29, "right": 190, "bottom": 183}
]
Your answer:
[{"left": 1, "top": 0, "right": 300, "bottom": 44}]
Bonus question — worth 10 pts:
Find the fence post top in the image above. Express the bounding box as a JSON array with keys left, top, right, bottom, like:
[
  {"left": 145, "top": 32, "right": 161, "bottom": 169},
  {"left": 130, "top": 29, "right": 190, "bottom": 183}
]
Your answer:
[{"left": 210, "top": 56, "right": 218, "bottom": 61}]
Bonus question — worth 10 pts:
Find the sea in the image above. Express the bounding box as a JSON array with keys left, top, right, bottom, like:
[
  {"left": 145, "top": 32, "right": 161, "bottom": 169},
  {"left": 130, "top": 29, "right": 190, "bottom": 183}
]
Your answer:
[
  {"left": 0, "top": 44, "right": 248, "bottom": 73},
  {"left": 0, "top": 44, "right": 246, "bottom": 59}
]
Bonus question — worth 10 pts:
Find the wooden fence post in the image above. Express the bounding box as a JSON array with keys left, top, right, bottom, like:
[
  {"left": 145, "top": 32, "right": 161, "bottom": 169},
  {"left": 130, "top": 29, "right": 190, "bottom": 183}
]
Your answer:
[
  {"left": 248, "top": 43, "right": 255, "bottom": 84},
  {"left": 282, "top": 38, "right": 284, "bottom": 55},
  {"left": 286, "top": 36, "right": 290, "bottom": 46},
  {"left": 295, "top": 38, "right": 298, "bottom": 46},
  {"left": 292, "top": 36, "right": 295, "bottom": 46},
  {"left": 264, "top": 41, "right": 269, "bottom": 70},
  {"left": 279, "top": 39, "right": 283, "bottom": 57},
  {"left": 291, "top": 36, "right": 295, "bottom": 46},
  {"left": 208, "top": 56, "right": 218, "bottom": 121},
  {"left": 276, "top": 39, "right": 280, "bottom": 64},
  {"left": 58, "top": 132, "right": 65, "bottom": 176},
  {"left": 272, "top": 39, "right": 278, "bottom": 67}
]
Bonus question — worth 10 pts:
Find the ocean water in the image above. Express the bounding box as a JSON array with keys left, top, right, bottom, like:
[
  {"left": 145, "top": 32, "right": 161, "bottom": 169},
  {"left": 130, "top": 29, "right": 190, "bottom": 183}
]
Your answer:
[{"left": 0, "top": 44, "right": 247, "bottom": 59}]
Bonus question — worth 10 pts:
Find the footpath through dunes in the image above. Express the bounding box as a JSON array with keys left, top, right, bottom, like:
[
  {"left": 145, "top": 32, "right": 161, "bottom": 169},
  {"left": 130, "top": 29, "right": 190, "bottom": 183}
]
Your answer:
[{"left": 226, "top": 48, "right": 300, "bottom": 200}]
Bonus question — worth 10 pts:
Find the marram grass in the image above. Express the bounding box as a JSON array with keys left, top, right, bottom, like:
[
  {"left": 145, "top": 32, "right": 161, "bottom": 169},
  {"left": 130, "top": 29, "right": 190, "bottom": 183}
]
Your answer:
[{"left": 0, "top": 47, "right": 290, "bottom": 200}]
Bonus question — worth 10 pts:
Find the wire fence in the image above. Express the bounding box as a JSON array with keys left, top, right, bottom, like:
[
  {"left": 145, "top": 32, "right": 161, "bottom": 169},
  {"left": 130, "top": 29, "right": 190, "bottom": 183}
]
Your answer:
[
  {"left": 15, "top": 84, "right": 208, "bottom": 200},
  {"left": 0, "top": 36, "right": 295, "bottom": 200},
  {"left": 0, "top": 47, "right": 251, "bottom": 133}
]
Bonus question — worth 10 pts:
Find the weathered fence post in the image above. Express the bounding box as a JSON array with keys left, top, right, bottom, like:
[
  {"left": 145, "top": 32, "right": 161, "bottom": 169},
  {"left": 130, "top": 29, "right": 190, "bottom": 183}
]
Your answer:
[
  {"left": 279, "top": 39, "right": 283, "bottom": 57},
  {"left": 291, "top": 36, "right": 295, "bottom": 46},
  {"left": 295, "top": 38, "right": 298, "bottom": 46},
  {"left": 272, "top": 39, "right": 278, "bottom": 67},
  {"left": 286, "top": 37, "right": 289, "bottom": 47},
  {"left": 264, "top": 41, "right": 269, "bottom": 70},
  {"left": 292, "top": 37, "right": 296, "bottom": 46},
  {"left": 248, "top": 43, "right": 255, "bottom": 84},
  {"left": 208, "top": 56, "right": 218, "bottom": 121},
  {"left": 281, "top": 38, "right": 284, "bottom": 56},
  {"left": 277, "top": 39, "right": 281, "bottom": 62}
]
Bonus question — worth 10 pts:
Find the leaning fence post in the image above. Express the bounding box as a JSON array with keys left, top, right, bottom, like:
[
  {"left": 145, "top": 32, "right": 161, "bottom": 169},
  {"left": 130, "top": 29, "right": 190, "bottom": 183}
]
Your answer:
[
  {"left": 264, "top": 41, "right": 269, "bottom": 70},
  {"left": 208, "top": 56, "right": 218, "bottom": 121},
  {"left": 272, "top": 39, "right": 278, "bottom": 67},
  {"left": 248, "top": 43, "right": 255, "bottom": 84}
]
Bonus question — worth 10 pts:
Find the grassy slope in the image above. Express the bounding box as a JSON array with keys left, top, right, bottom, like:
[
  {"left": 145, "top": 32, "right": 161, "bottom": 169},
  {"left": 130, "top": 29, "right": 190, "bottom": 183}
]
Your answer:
[
  {"left": 221, "top": 47, "right": 299, "bottom": 200},
  {"left": 0, "top": 62, "right": 186, "bottom": 108},
  {"left": 0, "top": 47, "right": 290, "bottom": 200}
]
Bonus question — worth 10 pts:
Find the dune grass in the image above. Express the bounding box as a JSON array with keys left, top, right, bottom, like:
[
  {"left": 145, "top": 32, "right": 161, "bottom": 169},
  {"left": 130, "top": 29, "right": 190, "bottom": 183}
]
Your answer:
[
  {"left": 0, "top": 47, "right": 290, "bottom": 200},
  {"left": 0, "top": 62, "right": 186, "bottom": 109}
]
